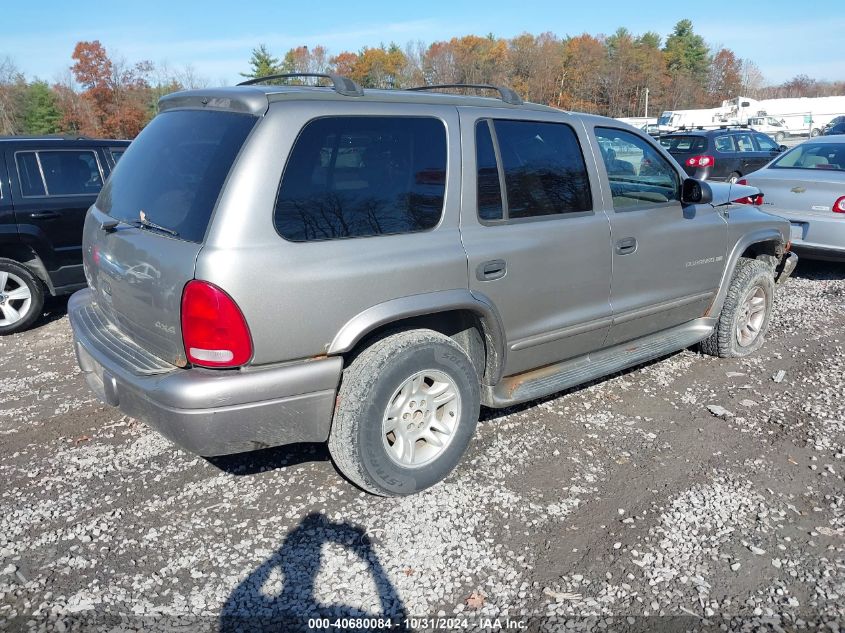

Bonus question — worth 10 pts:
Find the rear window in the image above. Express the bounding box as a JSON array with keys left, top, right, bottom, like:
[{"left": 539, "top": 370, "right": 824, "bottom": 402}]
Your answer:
[
  {"left": 96, "top": 110, "right": 257, "bottom": 243},
  {"left": 274, "top": 116, "right": 447, "bottom": 242},
  {"left": 771, "top": 142, "right": 845, "bottom": 171},
  {"left": 659, "top": 136, "right": 707, "bottom": 153}
]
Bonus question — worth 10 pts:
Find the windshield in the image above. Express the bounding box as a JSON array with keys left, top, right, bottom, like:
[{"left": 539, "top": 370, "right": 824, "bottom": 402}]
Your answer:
[
  {"left": 657, "top": 113, "right": 672, "bottom": 126},
  {"left": 97, "top": 109, "right": 257, "bottom": 243},
  {"left": 659, "top": 135, "right": 707, "bottom": 153},
  {"left": 771, "top": 142, "right": 845, "bottom": 172}
]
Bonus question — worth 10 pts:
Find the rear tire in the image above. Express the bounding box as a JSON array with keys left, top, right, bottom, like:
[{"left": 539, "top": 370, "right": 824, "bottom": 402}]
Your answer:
[
  {"left": 0, "top": 259, "right": 45, "bottom": 335},
  {"left": 700, "top": 258, "right": 774, "bottom": 358},
  {"left": 774, "top": 132, "right": 785, "bottom": 142},
  {"left": 328, "top": 329, "right": 481, "bottom": 496},
  {"left": 727, "top": 172, "right": 741, "bottom": 184}
]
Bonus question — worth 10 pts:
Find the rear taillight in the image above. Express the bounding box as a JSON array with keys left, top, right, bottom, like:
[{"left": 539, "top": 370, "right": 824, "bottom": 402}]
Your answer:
[
  {"left": 737, "top": 179, "right": 748, "bottom": 186},
  {"left": 834, "top": 196, "right": 845, "bottom": 213},
  {"left": 733, "top": 193, "right": 764, "bottom": 206},
  {"left": 181, "top": 280, "right": 252, "bottom": 368},
  {"left": 686, "top": 155, "right": 715, "bottom": 168}
]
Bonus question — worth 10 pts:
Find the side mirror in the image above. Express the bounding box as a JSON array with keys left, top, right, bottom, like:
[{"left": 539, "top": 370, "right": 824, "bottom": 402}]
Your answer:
[
  {"left": 778, "top": 145, "right": 788, "bottom": 152},
  {"left": 681, "top": 178, "right": 713, "bottom": 205}
]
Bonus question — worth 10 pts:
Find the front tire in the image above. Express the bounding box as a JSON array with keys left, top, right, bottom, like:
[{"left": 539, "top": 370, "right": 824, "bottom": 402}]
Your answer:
[
  {"left": 700, "top": 258, "right": 775, "bottom": 358},
  {"left": 774, "top": 132, "right": 785, "bottom": 142},
  {"left": 0, "top": 259, "right": 45, "bottom": 335},
  {"left": 328, "top": 329, "right": 481, "bottom": 496}
]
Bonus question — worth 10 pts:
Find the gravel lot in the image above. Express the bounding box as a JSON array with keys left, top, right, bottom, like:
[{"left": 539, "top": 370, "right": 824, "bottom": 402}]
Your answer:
[{"left": 1, "top": 260, "right": 843, "bottom": 631}]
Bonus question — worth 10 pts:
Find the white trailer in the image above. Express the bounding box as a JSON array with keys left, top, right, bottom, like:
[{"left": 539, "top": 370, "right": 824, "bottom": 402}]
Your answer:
[
  {"left": 720, "top": 96, "right": 845, "bottom": 138},
  {"left": 656, "top": 107, "right": 727, "bottom": 132}
]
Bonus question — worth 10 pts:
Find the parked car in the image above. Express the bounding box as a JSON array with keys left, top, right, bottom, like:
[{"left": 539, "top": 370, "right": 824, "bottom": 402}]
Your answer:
[
  {"left": 822, "top": 116, "right": 845, "bottom": 136},
  {"left": 68, "top": 74, "right": 797, "bottom": 496},
  {"left": 660, "top": 127, "right": 787, "bottom": 183},
  {"left": 740, "top": 137, "right": 845, "bottom": 261},
  {"left": 0, "top": 136, "right": 129, "bottom": 333}
]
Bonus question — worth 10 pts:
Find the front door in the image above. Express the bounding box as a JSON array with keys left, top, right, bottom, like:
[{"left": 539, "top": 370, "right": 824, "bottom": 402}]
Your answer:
[
  {"left": 591, "top": 126, "right": 728, "bottom": 347},
  {"left": 458, "top": 109, "right": 614, "bottom": 377}
]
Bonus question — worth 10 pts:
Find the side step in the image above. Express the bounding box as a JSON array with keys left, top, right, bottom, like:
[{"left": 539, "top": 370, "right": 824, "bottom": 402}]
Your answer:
[{"left": 483, "top": 318, "right": 715, "bottom": 408}]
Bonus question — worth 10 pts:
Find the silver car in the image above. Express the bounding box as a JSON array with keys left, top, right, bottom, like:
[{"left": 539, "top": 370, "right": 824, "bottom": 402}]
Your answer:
[
  {"left": 67, "top": 74, "right": 797, "bottom": 496},
  {"left": 742, "top": 137, "right": 845, "bottom": 261}
]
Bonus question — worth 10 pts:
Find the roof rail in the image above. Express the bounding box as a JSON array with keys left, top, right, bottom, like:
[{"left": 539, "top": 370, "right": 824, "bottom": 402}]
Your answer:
[
  {"left": 408, "top": 83, "right": 523, "bottom": 106},
  {"left": 237, "top": 73, "right": 364, "bottom": 97}
]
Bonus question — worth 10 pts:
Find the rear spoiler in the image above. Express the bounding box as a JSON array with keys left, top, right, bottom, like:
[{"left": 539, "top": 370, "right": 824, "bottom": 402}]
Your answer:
[{"left": 158, "top": 88, "right": 269, "bottom": 116}]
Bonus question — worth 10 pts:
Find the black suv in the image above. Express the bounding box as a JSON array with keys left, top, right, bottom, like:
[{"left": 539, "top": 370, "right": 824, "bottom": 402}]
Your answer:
[
  {"left": 660, "top": 127, "right": 786, "bottom": 183},
  {"left": 0, "top": 136, "right": 129, "bottom": 333}
]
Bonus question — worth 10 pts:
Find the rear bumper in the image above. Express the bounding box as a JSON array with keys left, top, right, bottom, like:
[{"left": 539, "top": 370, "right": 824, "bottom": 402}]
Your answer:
[
  {"left": 68, "top": 289, "right": 342, "bottom": 456},
  {"left": 766, "top": 207, "right": 845, "bottom": 261}
]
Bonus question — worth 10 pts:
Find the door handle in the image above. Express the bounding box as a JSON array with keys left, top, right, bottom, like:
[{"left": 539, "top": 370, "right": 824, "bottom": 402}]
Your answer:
[
  {"left": 29, "top": 211, "right": 60, "bottom": 220},
  {"left": 615, "top": 237, "right": 637, "bottom": 255},
  {"left": 476, "top": 259, "right": 507, "bottom": 281}
]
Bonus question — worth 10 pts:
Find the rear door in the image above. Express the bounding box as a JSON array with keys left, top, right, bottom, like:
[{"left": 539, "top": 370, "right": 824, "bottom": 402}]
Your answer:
[
  {"left": 458, "top": 109, "right": 613, "bottom": 376},
  {"left": 733, "top": 131, "right": 769, "bottom": 175},
  {"left": 592, "top": 126, "right": 727, "bottom": 347},
  {"left": 751, "top": 133, "right": 782, "bottom": 171},
  {"left": 0, "top": 154, "right": 14, "bottom": 240},
  {"left": 5, "top": 147, "right": 105, "bottom": 288}
]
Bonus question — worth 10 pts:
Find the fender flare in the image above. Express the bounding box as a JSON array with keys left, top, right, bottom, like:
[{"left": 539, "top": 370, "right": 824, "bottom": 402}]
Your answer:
[
  {"left": 327, "top": 289, "right": 507, "bottom": 385},
  {"left": 708, "top": 228, "right": 785, "bottom": 318}
]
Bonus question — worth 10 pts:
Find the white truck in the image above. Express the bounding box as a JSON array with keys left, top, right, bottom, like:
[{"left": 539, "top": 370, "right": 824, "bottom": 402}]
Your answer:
[
  {"left": 656, "top": 107, "right": 726, "bottom": 132},
  {"left": 720, "top": 96, "right": 845, "bottom": 138}
]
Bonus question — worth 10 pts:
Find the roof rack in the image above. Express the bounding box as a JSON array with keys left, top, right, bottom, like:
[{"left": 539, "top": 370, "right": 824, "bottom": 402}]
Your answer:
[
  {"left": 408, "top": 84, "right": 523, "bottom": 106},
  {"left": 237, "top": 73, "right": 364, "bottom": 97}
]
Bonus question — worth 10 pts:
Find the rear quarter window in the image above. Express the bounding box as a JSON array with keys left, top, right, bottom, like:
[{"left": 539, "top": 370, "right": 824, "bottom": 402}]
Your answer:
[{"left": 274, "top": 116, "right": 447, "bottom": 242}]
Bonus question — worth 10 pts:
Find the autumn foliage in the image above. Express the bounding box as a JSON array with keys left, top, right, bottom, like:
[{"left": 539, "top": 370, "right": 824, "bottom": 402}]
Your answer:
[{"left": 0, "top": 21, "right": 843, "bottom": 138}]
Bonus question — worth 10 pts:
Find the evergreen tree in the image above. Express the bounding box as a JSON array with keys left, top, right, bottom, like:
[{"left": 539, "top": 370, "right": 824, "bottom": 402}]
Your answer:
[
  {"left": 23, "top": 81, "right": 62, "bottom": 134},
  {"left": 663, "top": 19, "right": 709, "bottom": 77},
  {"left": 241, "top": 44, "right": 281, "bottom": 80}
]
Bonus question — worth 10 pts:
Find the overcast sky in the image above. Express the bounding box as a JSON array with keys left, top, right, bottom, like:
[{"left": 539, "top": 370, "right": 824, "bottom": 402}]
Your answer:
[{"left": 3, "top": 0, "right": 843, "bottom": 85}]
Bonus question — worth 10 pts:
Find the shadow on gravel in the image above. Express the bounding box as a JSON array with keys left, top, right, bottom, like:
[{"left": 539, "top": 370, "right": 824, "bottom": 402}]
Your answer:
[
  {"left": 206, "top": 442, "right": 330, "bottom": 476},
  {"left": 219, "top": 512, "right": 408, "bottom": 633}
]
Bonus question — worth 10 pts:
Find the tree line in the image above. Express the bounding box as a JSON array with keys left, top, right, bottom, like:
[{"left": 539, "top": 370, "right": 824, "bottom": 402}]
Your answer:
[{"left": 1, "top": 20, "right": 843, "bottom": 138}]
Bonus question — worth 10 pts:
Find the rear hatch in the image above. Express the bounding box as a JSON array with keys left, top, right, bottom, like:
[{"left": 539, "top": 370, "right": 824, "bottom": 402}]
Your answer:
[{"left": 84, "top": 105, "right": 259, "bottom": 366}]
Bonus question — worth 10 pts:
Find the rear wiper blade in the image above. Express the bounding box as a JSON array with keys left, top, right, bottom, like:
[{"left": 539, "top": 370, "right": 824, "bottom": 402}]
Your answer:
[{"left": 134, "top": 212, "right": 179, "bottom": 237}]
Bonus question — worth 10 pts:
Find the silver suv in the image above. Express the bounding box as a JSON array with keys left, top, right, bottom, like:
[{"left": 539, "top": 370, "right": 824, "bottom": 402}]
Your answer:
[{"left": 69, "top": 74, "right": 798, "bottom": 496}]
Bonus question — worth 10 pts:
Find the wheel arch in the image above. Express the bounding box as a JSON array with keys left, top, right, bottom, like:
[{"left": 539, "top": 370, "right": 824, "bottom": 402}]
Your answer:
[
  {"left": 0, "top": 244, "right": 53, "bottom": 294},
  {"left": 328, "top": 289, "right": 506, "bottom": 385},
  {"left": 707, "top": 230, "right": 785, "bottom": 318}
]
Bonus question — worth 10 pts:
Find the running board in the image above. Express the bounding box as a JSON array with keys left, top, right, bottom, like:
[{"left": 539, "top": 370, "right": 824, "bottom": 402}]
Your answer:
[{"left": 483, "top": 318, "right": 715, "bottom": 408}]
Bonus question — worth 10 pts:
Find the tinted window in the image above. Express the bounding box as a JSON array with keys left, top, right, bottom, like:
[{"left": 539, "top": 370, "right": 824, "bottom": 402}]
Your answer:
[
  {"left": 491, "top": 119, "right": 591, "bottom": 219},
  {"left": 754, "top": 134, "right": 778, "bottom": 151},
  {"left": 97, "top": 110, "right": 257, "bottom": 243},
  {"left": 735, "top": 133, "right": 755, "bottom": 152},
  {"left": 595, "top": 127, "right": 680, "bottom": 209},
  {"left": 38, "top": 150, "right": 103, "bottom": 195},
  {"left": 475, "top": 120, "right": 503, "bottom": 221},
  {"left": 275, "top": 116, "right": 447, "bottom": 242},
  {"left": 771, "top": 142, "right": 845, "bottom": 171},
  {"left": 660, "top": 135, "right": 707, "bottom": 153},
  {"left": 110, "top": 149, "right": 125, "bottom": 163},
  {"left": 714, "top": 135, "right": 735, "bottom": 152},
  {"left": 15, "top": 152, "right": 46, "bottom": 197}
]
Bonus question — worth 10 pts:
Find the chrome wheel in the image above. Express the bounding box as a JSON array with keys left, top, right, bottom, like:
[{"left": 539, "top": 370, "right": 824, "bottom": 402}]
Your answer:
[
  {"left": 0, "top": 271, "right": 33, "bottom": 327},
  {"left": 735, "top": 285, "right": 767, "bottom": 347},
  {"left": 382, "top": 370, "right": 461, "bottom": 468}
]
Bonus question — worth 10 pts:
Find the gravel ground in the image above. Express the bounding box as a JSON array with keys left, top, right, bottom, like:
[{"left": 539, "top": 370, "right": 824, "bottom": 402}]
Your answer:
[{"left": 0, "top": 261, "right": 843, "bottom": 632}]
